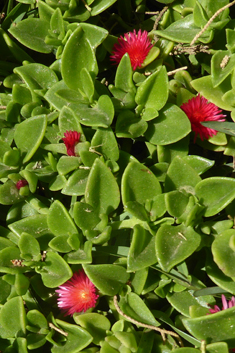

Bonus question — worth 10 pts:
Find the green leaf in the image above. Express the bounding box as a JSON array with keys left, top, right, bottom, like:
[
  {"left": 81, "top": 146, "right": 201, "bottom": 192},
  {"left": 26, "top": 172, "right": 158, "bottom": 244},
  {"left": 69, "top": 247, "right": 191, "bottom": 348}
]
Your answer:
[
  {"left": 14, "top": 115, "right": 47, "bottom": 163},
  {"left": 83, "top": 264, "right": 129, "bottom": 295},
  {"left": 14, "top": 63, "right": 58, "bottom": 93},
  {"left": 135, "top": 66, "right": 168, "bottom": 121},
  {"left": 183, "top": 307, "right": 235, "bottom": 348},
  {"left": 9, "top": 214, "right": 54, "bottom": 250},
  {"left": 0, "top": 296, "right": 26, "bottom": 338},
  {"left": 122, "top": 160, "right": 161, "bottom": 206},
  {"left": 191, "top": 75, "right": 233, "bottom": 111},
  {"left": 119, "top": 292, "right": 160, "bottom": 326},
  {"left": 195, "top": 177, "right": 235, "bottom": 217},
  {"left": 127, "top": 225, "right": 157, "bottom": 272},
  {"left": 145, "top": 103, "right": 191, "bottom": 145},
  {"left": 38, "top": 251, "right": 72, "bottom": 287},
  {"left": 71, "top": 95, "right": 114, "bottom": 127},
  {"left": 156, "top": 224, "right": 201, "bottom": 272},
  {"left": 9, "top": 18, "right": 53, "bottom": 53},
  {"left": 211, "top": 51, "right": 235, "bottom": 87},
  {"left": 91, "top": 0, "right": 117, "bottom": 16},
  {"left": 51, "top": 319, "right": 93, "bottom": 353},
  {"left": 61, "top": 26, "right": 98, "bottom": 92},
  {"left": 79, "top": 23, "right": 108, "bottom": 49},
  {"left": 212, "top": 229, "right": 235, "bottom": 278},
  {"left": 62, "top": 169, "right": 90, "bottom": 196},
  {"left": 0, "top": 180, "right": 25, "bottom": 205},
  {"left": 164, "top": 156, "right": 201, "bottom": 192},
  {"left": 74, "top": 313, "right": 111, "bottom": 345},
  {"left": 91, "top": 127, "right": 119, "bottom": 161},
  {"left": 73, "top": 202, "right": 101, "bottom": 231},
  {"left": 116, "top": 111, "right": 148, "bottom": 138},
  {"left": 183, "top": 155, "right": 214, "bottom": 175},
  {"left": 85, "top": 158, "right": 120, "bottom": 214},
  {"left": 154, "top": 14, "right": 209, "bottom": 43},
  {"left": 167, "top": 290, "right": 214, "bottom": 317},
  {"left": 48, "top": 200, "right": 78, "bottom": 236},
  {"left": 18, "top": 232, "right": 41, "bottom": 261}
]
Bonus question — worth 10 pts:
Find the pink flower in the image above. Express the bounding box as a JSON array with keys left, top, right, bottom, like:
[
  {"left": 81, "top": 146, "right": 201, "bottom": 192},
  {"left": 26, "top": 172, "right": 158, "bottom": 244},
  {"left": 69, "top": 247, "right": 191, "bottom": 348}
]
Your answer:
[
  {"left": 180, "top": 94, "right": 226, "bottom": 142},
  {"left": 110, "top": 29, "right": 153, "bottom": 70},
  {"left": 209, "top": 294, "right": 235, "bottom": 314},
  {"left": 62, "top": 130, "right": 81, "bottom": 156},
  {"left": 56, "top": 270, "right": 99, "bottom": 316},
  {"left": 16, "top": 179, "right": 28, "bottom": 190}
]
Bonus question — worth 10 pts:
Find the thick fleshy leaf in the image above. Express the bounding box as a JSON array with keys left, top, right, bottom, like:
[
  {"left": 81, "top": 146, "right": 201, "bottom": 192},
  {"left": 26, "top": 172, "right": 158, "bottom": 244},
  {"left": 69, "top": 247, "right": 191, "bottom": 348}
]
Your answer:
[
  {"left": 90, "top": 0, "right": 117, "bottom": 16},
  {"left": 165, "top": 156, "right": 201, "bottom": 192},
  {"left": 47, "top": 200, "right": 78, "bottom": 236},
  {"left": 38, "top": 251, "right": 72, "bottom": 287},
  {"left": 61, "top": 26, "right": 98, "bottom": 92},
  {"left": 73, "top": 202, "right": 101, "bottom": 231},
  {"left": 154, "top": 14, "right": 209, "bottom": 43},
  {"left": 211, "top": 50, "right": 235, "bottom": 87},
  {"left": 83, "top": 264, "right": 129, "bottom": 295},
  {"left": 51, "top": 319, "right": 93, "bottom": 353},
  {"left": 122, "top": 160, "right": 161, "bottom": 206},
  {"left": 156, "top": 224, "right": 201, "bottom": 272},
  {"left": 183, "top": 307, "right": 235, "bottom": 348},
  {"left": 85, "top": 158, "right": 120, "bottom": 214},
  {"left": 167, "top": 290, "right": 214, "bottom": 317},
  {"left": 9, "top": 18, "right": 53, "bottom": 53},
  {"left": 206, "top": 253, "right": 235, "bottom": 295},
  {"left": 191, "top": 75, "right": 233, "bottom": 111},
  {"left": 195, "top": 177, "right": 235, "bottom": 217},
  {"left": 0, "top": 296, "right": 26, "bottom": 338},
  {"left": 71, "top": 95, "right": 114, "bottom": 127},
  {"left": 74, "top": 313, "right": 111, "bottom": 345},
  {"left": 79, "top": 23, "right": 108, "bottom": 49},
  {"left": 127, "top": 225, "right": 157, "bottom": 272},
  {"left": 183, "top": 155, "right": 214, "bottom": 175},
  {"left": 135, "top": 66, "right": 168, "bottom": 121},
  {"left": 0, "top": 180, "right": 25, "bottom": 205},
  {"left": 116, "top": 111, "right": 148, "bottom": 138},
  {"left": 58, "top": 106, "right": 83, "bottom": 135},
  {"left": 145, "top": 103, "right": 191, "bottom": 145},
  {"left": 14, "top": 115, "right": 47, "bottom": 163},
  {"left": 18, "top": 232, "right": 41, "bottom": 261},
  {"left": 211, "top": 229, "right": 235, "bottom": 278},
  {"left": 62, "top": 169, "right": 90, "bottom": 196},
  {"left": 14, "top": 63, "right": 58, "bottom": 93},
  {"left": 9, "top": 214, "right": 54, "bottom": 250},
  {"left": 91, "top": 127, "right": 119, "bottom": 161},
  {"left": 119, "top": 292, "right": 160, "bottom": 326}
]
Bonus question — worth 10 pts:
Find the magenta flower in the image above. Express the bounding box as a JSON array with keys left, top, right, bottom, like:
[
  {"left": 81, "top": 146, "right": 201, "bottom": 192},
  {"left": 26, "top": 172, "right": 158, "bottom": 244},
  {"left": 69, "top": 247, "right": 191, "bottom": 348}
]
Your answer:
[
  {"left": 62, "top": 130, "right": 81, "bottom": 156},
  {"left": 56, "top": 270, "right": 99, "bottom": 316},
  {"left": 110, "top": 29, "right": 153, "bottom": 70},
  {"left": 16, "top": 179, "right": 28, "bottom": 190},
  {"left": 209, "top": 294, "right": 235, "bottom": 314},
  {"left": 180, "top": 94, "right": 226, "bottom": 142}
]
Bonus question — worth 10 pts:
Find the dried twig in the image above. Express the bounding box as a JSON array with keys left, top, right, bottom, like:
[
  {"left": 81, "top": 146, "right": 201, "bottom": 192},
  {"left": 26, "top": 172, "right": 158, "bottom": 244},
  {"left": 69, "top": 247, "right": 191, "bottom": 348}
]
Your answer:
[
  {"left": 167, "top": 66, "right": 188, "bottom": 76},
  {"left": 49, "top": 323, "right": 68, "bottom": 337},
  {"left": 153, "top": 6, "right": 168, "bottom": 42},
  {"left": 172, "top": 43, "right": 210, "bottom": 56},
  {"left": 113, "top": 295, "right": 179, "bottom": 341},
  {"left": 190, "top": 0, "right": 235, "bottom": 46}
]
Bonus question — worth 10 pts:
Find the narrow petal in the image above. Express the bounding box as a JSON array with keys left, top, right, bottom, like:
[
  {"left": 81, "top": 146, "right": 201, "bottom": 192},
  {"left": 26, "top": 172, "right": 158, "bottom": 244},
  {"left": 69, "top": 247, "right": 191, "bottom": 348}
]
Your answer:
[{"left": 110, "top": 29, "right": 153, "bottom": 70}]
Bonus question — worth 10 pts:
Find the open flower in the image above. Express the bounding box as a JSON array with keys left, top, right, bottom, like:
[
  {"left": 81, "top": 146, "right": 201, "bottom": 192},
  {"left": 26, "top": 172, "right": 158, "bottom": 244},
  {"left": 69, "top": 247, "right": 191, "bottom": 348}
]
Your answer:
[
  {"left": 209, "top": 294, "right": 235, "bottom": 314},
  {"left": 180, "top": 94, "right": 226, "bottom": 142},
  {"left": 56, "top": 270, "right": 99, "bottom": 316},
  {"left": 62, "top": 130, "right": 81, "bottom": 156},
  {"left": 110, "top": 29, "right": 153, "bottom": 70},
  {"left": 16, "top": 179, "right": 28, "bottom": 190}
]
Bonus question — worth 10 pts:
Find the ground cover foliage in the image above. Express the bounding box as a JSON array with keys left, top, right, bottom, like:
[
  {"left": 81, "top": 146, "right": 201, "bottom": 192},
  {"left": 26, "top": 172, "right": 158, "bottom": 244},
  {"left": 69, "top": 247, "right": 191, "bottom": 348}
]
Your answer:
[{"left": 1, "top": 0, "right": 235, "bottom": 352}]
